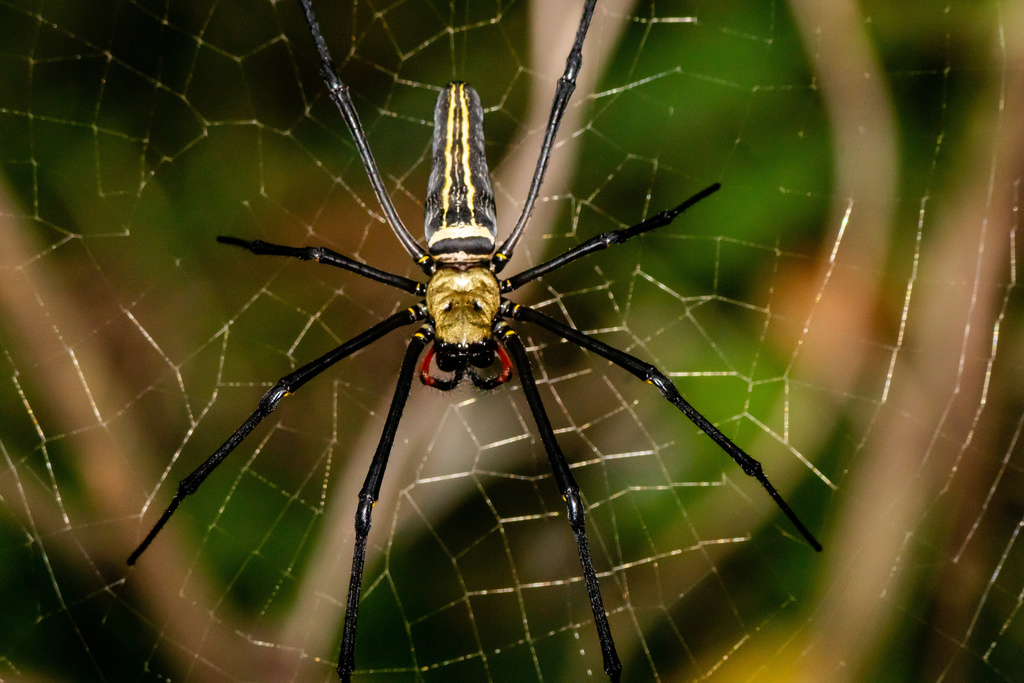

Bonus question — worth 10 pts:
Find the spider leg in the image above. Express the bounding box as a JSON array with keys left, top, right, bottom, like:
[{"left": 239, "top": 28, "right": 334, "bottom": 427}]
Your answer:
[
  {"left": 495, "top": 322, "right": 622, "bottom": 683},
  {"left": 299, "top": 0, "right": 431, "bottom": 271},
  {"left": 493, "top": 0, "right": 598, "bottom": 272},
  {"left": 418, "top": 347, "right": 465, "bottom": 390},
  {"left": 338, "top": 326, "right": 432, "bottom": 681},
  {"left": 127, "top": 304, "right": 427, "bottom": 566},
  {"left": 217, "top": 236, "right": 425, "bottom": 295},
  {"left": 504, "top": 302, "right": 823, "bottom": 551},
  {"left": 468, "top": 344, "right": 514, "bottom": 390},
  {"left": 501, "top": 183, "right": 720, "bottom": 292}
]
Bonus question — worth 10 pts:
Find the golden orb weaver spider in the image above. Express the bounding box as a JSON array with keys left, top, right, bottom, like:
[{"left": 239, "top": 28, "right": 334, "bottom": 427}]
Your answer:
[{"left": 127, "top": 1, "right": 822, "bottom": 680}]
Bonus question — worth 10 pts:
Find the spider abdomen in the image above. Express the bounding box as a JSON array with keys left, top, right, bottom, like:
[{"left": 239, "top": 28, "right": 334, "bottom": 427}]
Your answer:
[{"left": 424, "top": 82, "right": 497, "bottom": 264}]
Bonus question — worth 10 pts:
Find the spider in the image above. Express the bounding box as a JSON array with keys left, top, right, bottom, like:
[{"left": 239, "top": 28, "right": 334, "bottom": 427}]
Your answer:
[{"left": 127, "top": 0, "right": 821, "bottom": 680}]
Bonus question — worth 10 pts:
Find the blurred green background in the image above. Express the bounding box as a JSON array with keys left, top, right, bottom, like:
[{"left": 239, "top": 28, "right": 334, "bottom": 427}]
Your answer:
[{"left": 1, "top": 0, "right": 1022, "bottom": 681}]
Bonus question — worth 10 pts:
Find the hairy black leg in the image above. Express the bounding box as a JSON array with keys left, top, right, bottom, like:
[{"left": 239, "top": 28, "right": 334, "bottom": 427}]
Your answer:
[
  {"left": 298, "top": 0, "right": 431, "bottom": 270},
  {"left": 493, "top": 0, "right": 599, "bottom": 271},
  {"left": 496, "top": 322, "right": 622, "bottom": 682},
  {"left": 217, "top": 236, "right": 425, "bottom": 295},
  {"left": 127, "top": 305, "right": 426, "bottom": 566},
  {"left": 504, "top": 302, "right": 822, "bottom": 551},
  {"left": 501, "top": 183, "right": 720, "bottom": 292},
  {"left": 337, "top": 326, "right": 432, "bottom": 681}
]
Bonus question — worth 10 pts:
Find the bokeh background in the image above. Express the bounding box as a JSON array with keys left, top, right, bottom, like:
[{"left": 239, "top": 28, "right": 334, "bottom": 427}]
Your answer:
[{"left": 1, "top": 0, "right": 1022, "bottom": 681}]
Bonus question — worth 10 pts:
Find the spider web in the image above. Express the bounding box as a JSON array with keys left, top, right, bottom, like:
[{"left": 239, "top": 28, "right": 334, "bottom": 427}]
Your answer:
[{"left": 1, "top": 0, "right": 1023, "bottom": 680}]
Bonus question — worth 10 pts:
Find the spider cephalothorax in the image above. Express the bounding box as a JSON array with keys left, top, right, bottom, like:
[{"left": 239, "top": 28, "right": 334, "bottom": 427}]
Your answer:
[
  {"left": 422, "top": 266, "right": 510, "bottom": 390},
  {"left": 127, "top": 2, "right": 820, "bottom": 681}
]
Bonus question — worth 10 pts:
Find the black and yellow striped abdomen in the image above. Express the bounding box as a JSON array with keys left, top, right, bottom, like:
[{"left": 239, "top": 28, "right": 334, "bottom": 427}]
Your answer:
[{"left": 424, "top": 82, "right": 497, "bottom": 263}]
